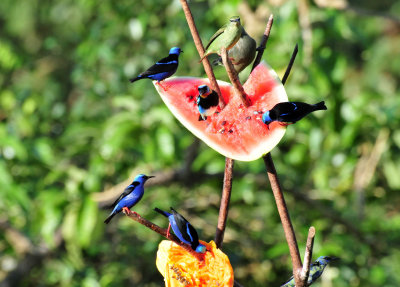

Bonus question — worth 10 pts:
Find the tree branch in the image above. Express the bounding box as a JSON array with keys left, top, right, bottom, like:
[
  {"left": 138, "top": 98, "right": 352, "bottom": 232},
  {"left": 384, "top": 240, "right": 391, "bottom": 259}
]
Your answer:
[
  {"left": 263, "top": 154, "right": 303, "bottom": 285},
  {"left": 251, "top": 14, "right": 274, "bottom": 71},
  {"left": 300, "top": 226, "right": 316, "bottom": 284},
  {"left": 281, "top": 44, "right": 298, "bottom": 85},
  {"left": 215, "top": 157, "right": 234, "bottom": 248},
  {"left": 220, "top": 48, "right": 250, "bottom": 107},
  {"left": 179, "top": 0, "right": 225, "bottom": 108},
  {"left": 125, "top": 212, "right": 204, "bottom": 260},
  {"left": 262, "top": 43, "right": 305, "bottom": 286}
]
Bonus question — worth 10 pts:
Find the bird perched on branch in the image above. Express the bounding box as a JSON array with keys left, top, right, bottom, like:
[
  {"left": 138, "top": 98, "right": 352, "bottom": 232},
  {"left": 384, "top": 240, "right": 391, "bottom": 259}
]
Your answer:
[
  {"left": 262, "top": 101, "right": 327, "bottom": 128},
  {"left": 199, "top": 16, "right": 242, "bottom": 62},
  {"left": 212, "top": 22, "right": 257, "bottom": 73},
  {"left": 154, "top": 207, "right": 207, "bottom": 253},
  {"left": 197, "top": 84, "right": 219, "bottom": 121},
  {"left": 104, "top": 174, "right": 154, "bottom": 224},
  {"left": 129, "top": 47, "right": 183, "bottom": 88},
  {"left": 280, "top": 256, "right": 339, "bottom": 287}
]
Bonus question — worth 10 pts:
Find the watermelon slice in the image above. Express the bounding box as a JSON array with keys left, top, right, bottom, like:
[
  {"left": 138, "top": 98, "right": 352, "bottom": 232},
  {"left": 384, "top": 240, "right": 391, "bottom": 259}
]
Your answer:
[{"left": 154, "top": 62, "right": 288, "bottom": 161}]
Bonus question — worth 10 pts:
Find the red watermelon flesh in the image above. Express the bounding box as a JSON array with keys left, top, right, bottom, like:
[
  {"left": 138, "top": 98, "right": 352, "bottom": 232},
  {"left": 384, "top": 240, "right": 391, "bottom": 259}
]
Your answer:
[{"left": 154, "top": 62, "right": 288, "bottom": 161}]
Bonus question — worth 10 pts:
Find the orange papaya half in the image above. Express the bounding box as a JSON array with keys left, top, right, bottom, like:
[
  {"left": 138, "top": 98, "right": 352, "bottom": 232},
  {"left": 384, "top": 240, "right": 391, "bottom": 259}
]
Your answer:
[{"left": 154, "top": 62, "right": 288, "bottom": 161}]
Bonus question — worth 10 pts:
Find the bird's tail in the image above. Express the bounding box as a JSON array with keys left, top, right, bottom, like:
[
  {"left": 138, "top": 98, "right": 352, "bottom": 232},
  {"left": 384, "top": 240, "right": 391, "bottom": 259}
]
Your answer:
[
  {"left": 129, "top": 75, "right": 142, "bottom": 83},
  {"left": 104, "top": 212, "right": 116, "bottom": 224},
  {"left": 154, "top": 207, "right": 170, "bottom": 217},
  {"left": 313, "top": 101, "right": 327, "bottom": 111}
]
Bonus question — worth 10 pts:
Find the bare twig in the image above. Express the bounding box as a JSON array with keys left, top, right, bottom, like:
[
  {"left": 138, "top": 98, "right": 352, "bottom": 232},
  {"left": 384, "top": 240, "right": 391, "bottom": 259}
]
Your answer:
[
  {"left": 281, "top": 44, "right": 298, "bottom": 85},
  {"left": 300, "top": 226, "right": 316, "bottom": 284},
  {"left": 263, "top": 43, "right": 305, "bottom": 286},
  {"left": 263, "top": 154, "right": 303, "bottom": 285},
  {"left": 125, "top": 212, "right": 204, "bottom": 260},
  {"left": 220, "top": 48, "right": 250, "bottom": 107},
  {"left": 215, "top": 158, "right": 234, "bottom": 248},
  {"left": 179, "top": 0, "right": 225, "bottom": 108},
  {"left": 251, "top": 14, "right": 274, "bottom": 71}
]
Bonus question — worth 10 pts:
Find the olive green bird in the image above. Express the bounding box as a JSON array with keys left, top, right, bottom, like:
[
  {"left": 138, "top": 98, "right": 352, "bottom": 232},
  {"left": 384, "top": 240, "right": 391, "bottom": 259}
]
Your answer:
[
  {"left": 212, "top": 24, "right": 257, "bottom": 73},
  {"left": 199, "top": 16, "right": 242, "bottom": 62}
]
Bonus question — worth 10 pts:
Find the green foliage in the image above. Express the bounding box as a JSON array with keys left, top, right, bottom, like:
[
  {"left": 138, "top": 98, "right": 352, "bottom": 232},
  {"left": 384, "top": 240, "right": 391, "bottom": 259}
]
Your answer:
[{"left": 0, "top": 0, "right": 399, "bottom": 286}]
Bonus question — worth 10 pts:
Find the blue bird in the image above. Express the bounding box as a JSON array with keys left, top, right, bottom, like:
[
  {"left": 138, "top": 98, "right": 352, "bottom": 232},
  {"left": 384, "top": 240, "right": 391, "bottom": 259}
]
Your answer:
[
  {"left": 262, "top": 101, "right": 327, "bottom": 128},
  {"left": 154, "top": 207, "right": 207, "bottom": 253},
  {"left": 197, "top": 84, "right": 219, "bottom": 121},
  {"left": 281, "top": 256, "right": 339, "bottom": 287},
  {"left": 129, "top": 47, "right": 183, "bottom": 88},
  {"left": 104, "top": 174, "right": 154, "bottom": 224}
]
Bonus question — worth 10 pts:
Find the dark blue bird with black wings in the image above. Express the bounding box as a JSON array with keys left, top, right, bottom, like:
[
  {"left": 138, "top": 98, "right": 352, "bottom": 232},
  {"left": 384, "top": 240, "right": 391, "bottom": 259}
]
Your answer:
[
  {"left": 281, "top": 256, "right": 339, "bottom": 287},
  {"left": 104, "top": 174, "right": 154, "bottom": 224},
  {"left": 154, "top": 207, "right": 207, "bottom": 253},
  {"left": 262, "top": 101, "right": 327, "bottom": 127},
  {"left": 197, "top": 84, "right": 219, "bottom": 121},
  {"left": 129, "top": 47, "right": 183, "bottom": 84}
]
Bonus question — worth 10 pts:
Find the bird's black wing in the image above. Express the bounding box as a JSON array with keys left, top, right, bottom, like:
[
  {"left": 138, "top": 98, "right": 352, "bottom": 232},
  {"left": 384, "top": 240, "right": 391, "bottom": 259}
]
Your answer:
[
  {"left": 110, "top": 181, "right": 139, "bottom": 208},
  {"left": 170, "top": 208, "right": 199, "bottom": 244},
  {"left": 274, "top": 102, "right": 300, "bottom": 122},
  {"left": 186, "top": 222, "right": 200, "bottom": 248},
  {"left": 277, "top": 102, "right": 298, "bottom": 113},
  {"left": 139, "top": 55, "right": 178, "bottom": 77},
  {"left": 205, "top": 25, "right": 227, "bottom": 50}
]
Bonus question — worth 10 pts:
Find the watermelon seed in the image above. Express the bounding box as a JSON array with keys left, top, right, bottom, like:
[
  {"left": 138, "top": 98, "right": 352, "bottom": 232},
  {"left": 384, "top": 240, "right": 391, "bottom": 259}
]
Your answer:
[
  {"left": 246, "top": 116, "right": 251, "bottom": 120},
  {"left": 228, "top": 129, "right": 233, "bottom": 133},
  {"left": 218, "top": 128, "right": 225, "bottom": 134},
  {"left": 221, "top": 121, "right": 227, "bottom": 126}
]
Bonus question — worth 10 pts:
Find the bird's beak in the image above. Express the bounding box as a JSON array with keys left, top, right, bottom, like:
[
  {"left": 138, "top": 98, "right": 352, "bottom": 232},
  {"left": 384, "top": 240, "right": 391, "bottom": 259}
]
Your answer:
[{"left": 147, "top": 175, "right": 155, "bottom": 179}]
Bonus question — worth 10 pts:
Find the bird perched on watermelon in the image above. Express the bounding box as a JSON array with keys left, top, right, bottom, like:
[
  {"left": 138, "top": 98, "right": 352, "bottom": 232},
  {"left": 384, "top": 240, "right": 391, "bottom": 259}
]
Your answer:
[
  {"left": 262, "top": 101, "right": 327, "bottom": 128},
  {"left": 154, "top": 207, "right": 207, "bottom": 253},
  {"left": 212, "top": 19, "right": 257, "bottom": 73},
  {"left": 197, "top": 84, "right": 219, "bottom": 121},
  {"left": 199, "top": 16, "right": 242, "bottom": 62},
  {"left": 280, "top": 256, "right": 339, "bottom": 287},
  {"left": 104, "top": 174, "right": 154, "bottom": 224},
  {"left": 129, "top": 47, "right": 183, "bottom": 89}
]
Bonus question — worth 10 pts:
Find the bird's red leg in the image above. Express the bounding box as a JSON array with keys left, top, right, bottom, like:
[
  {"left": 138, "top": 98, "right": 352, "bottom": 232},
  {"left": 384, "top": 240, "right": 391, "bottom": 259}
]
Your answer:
[
  {"left": 166, "top": 223, "right": 171, "bottom": 238},
  {"left": 156, "top": 81, "right": 168, "bottom": 91},
  {"left": 280, "top": 122, "right": 294, "bottom": 127},
  {"left": 122, "top": 207, "right": 131, "bottom": 215}
]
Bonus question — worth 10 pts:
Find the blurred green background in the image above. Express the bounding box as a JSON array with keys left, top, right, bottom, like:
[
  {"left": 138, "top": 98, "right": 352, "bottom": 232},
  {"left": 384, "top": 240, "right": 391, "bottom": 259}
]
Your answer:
[{"left": 1, "top": 0, "right": 400, "bottom": 286}]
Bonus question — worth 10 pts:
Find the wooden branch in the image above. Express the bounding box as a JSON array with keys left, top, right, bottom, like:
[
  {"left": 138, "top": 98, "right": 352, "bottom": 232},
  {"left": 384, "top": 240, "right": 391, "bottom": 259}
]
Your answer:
[
  {"left": 215, "top": 158, "right": 234, "bottom": 248},
  {"left": 179, "top": 0, "right": 225, "bottom": 108},
  {"left": 125, "top": 211, "right": 204, "bottom": 260},
  {"left": 220, "top": 48, "right": 251, "bottom": 107},
  {"left": 300, "top": 226, "right": 316, "bottom": 284},
  {"left": 281, "top": 44, "right": 298, "bottom": 85},
  {"left": 262, "top": 43, "right": 304, "bottom": 286},
  {"left": 251, "top": 14, "right": 274, "bottom": 72},
  {"left": 263, "top": 154, "right": 303, "bottom": 285}
]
